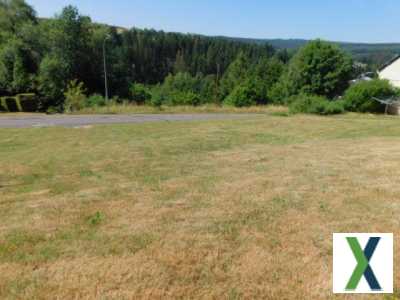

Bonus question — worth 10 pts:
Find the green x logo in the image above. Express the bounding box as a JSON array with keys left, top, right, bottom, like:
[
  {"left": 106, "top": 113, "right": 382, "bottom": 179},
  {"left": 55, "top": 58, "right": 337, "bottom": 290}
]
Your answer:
[{"left": 346, "top": 237, "right": 381, "bottom": 291}]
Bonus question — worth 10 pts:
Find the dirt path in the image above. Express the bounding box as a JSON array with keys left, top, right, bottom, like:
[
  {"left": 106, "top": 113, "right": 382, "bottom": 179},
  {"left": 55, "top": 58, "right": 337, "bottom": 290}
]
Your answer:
[{"left": 0, "top": 113, "right": 258, "bottom": 128}]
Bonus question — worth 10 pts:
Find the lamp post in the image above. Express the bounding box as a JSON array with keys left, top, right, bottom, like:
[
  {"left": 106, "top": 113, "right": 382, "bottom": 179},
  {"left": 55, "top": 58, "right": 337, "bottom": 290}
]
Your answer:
[{"left": 103, "top": 35, "right": 111, "bottom": 101}]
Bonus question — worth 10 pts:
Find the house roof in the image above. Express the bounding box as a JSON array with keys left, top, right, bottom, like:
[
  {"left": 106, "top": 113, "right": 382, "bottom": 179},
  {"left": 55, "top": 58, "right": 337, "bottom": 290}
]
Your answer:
[{"left": 379, "top": 54, "right": 400, "bottom": 72}]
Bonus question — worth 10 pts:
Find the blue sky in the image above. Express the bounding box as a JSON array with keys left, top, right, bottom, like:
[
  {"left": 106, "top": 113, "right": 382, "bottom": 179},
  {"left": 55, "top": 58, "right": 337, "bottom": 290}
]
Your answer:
[{"left": 27, "top": 0, "right": 400, "bottom": 43}]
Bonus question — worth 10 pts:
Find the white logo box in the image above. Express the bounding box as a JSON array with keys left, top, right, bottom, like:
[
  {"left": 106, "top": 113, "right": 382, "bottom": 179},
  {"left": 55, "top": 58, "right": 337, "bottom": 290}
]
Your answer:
[{"left": 333, "top": 233, "right": 393, "bottom": 294}]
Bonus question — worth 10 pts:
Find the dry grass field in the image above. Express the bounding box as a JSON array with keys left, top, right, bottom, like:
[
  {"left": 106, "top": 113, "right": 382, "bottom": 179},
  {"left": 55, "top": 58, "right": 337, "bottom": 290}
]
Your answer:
[
  {"left": 72, "top": 104, "right": 289, "bottom": 115},
  {"left": 1, "top": 113, "right": 400, "bottom": 299}
]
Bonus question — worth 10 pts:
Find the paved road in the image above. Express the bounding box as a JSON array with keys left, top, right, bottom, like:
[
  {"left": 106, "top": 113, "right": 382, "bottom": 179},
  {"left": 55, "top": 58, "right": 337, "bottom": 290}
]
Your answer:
[{"left": 0, "top": 114, "right": 257, "bottom": 128}]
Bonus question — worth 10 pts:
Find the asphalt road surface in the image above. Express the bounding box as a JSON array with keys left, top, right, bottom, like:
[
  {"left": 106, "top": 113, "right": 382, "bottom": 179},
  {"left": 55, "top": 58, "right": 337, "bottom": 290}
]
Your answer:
[{"left": 0, "top": 114, "right": 257, "bottom": 128}]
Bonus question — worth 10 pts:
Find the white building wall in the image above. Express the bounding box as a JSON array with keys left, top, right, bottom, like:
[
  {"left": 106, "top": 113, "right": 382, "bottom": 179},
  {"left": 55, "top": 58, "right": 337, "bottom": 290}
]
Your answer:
[{"left": 379, "top": 58, "right": 400, "bottom": 88}]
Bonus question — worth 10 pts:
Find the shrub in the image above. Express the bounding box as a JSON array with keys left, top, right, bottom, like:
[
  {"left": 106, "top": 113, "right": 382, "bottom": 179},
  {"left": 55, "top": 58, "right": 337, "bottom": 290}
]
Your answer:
[
  {"left": 148, "top": 85, "right": 165, "bottom": 107},
  {"left": 198, "top": 75, "right": 217, "bottom": 104},
  {"left": 16, "top": 93, "right": 38, "bottom": 112},
  {"left": 0, "top": 96, "right": 13, "bottom": 111},
  {"left": 289, "top": 94, "right": 345, "bottom": 115},
  {"left": 224, "top": 84, "right": 257, "bottom": 107},
  {"left": 130, "top": 83, "right": 151, "bottom": 104},
  {"left": 268, "top": 75, "right": 295, "bottom": 104},
  {"left": 251, "top": 56, "right": 285, "bottom": 104},
  {"left": 0, "top": 94, "right": 38, "bottom": 112},
  {"left": 64, "top": 80, "right": 87, "bottom": 112},
  {"left": 85, "top": 94, "right": 106, "bottom": 107},
  {"left": 285, "top": 40, "right": 353, "bottom": 98},
  {"left": 171, "top": 91, "right": 201, "bottom": 106},
  {"left": 0, "top": 97, "right": 6, "bottom": 111},
  {"left": 3, "top": 96, "right": 18, "bottom": 112},
  {"left": 220, "top": 52, "right": 251, "bottom": 99},
  {"left": 38, "top": 55, "right": 68, "bottom": 109},
  {"left": 148, "top": 72, "right": 215, "bottom": 106},
  {"left": 343, "top": 79, "right": 399, "bottom": 113}
]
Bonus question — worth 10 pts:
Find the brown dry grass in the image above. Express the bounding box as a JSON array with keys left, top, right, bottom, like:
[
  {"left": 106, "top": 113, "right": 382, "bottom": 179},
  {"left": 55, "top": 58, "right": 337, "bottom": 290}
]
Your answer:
[
  {"left": 72, "top": 104, "right": 289, "bottom": 115},
  {"left": 1, "top": 113, "right": 400, "bottom": 299}
]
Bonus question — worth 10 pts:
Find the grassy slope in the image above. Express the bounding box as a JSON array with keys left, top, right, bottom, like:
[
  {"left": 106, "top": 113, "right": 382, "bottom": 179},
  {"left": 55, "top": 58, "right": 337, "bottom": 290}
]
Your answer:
[{"left": 1, "top": 114, "right": 400, "bottom": 299}]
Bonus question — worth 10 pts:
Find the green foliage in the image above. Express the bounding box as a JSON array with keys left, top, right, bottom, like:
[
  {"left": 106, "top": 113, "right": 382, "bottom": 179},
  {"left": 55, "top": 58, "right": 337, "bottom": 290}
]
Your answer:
[
  {"left": 221, "top": 56, "right": 285, "bottom": 106},
  {"left": 343, "top": 79, "right": 400, "bottom": 113},
  {"left": 87, "top": 211, "right": 105, "bottom": 226},
  {"left": 224, "top": 84, "right": 257, "bottom": 107},
  {"left": 0, "top": 47, "right": 13, "bottom": 94},
  {"left": 0, "top": 39, "right": 35, "bottom": 95},
  {"left": 268, "top": 76, "right": 293, "bottom": 104},
  {"left": 0, "top": 96, "right": 12, "bottom": 111},
  {"left": 0, "top": 1, "right": 395, "bottom": 114},
  {"left": 220, "top": 52, "right": 251, "bottom": 99},
  {"left": 149, "top": 72, "right": 216, "bottom": 106},
  {"left": 147, "top": 85, "right": 164, "bottom": 107},
  {"left": 3, "top": 96, "right": 18, "bottom": 112},
  {"left": 0, "top": 0, "right": 36, "bottom": 34},
  {"left": 16, "top": 93, "right": 37, "bottom": 112},
  {"left": 130, "top": 83, "right": 151, "bottom": 104},
  {"left": 289, "top": 94, "right": 345, "bottom": 115},
  {"left": 85, "top": 94, "right": 106, "bottom": 107},
  {"left": 12, "top": 54, "right": 30, "bottom": 92},
  {"left": 63, "top": 80, "right": 87, "bottom": 112},
  {"left": 253, "top": 57, "right": 284, "bottom": 92},
  {"left": 286, "top": 40, "right": 353, "bottom": 98},
  {"left": 52, "top": 6, "right": 91, "bottom": 80},
  {"left": 38, "top": 55, "right": 67, "bottom": 109},
  {"left": 0, "top": 93, "right": 37, "bottom": 112},
  {"left": 0, "top": 98, "right": 6, "bottom": 111},
  {"left": 0, "top": 0, "right": 276, "bottom": 110},
  {"left": 238, "top": 57, "right": 285, "bottom": 105}
]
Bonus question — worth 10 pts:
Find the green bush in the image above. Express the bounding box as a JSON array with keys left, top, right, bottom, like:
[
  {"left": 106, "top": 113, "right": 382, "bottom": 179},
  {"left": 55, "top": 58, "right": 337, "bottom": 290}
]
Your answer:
[
  {"left": 148, "top": 72, "right": 215, "bottom": 106},
  {"left": 16, "top": 93, "right": 38, "bottom": 112},
  {"left": 0, "top": 97, "right": 9, "bottom": 111},
  {"left": 130, "top": 83, "right": 151, "bottom": 104},
  {"left": 147, "top": 85, "right": 164, "bottom": 107},
  {"left": 3, "top": 96, "right": 18, "bottom": 112},
  {"left": 38, "top": 55, "right": 68, "bottom": 110},
  {"left": 285, "top": 40, "right": 353, "bottom": 98},
  {"left": 268, "top": 74, "right": 296, "bottom": 104},
  {"left": 168, "top": 90, "right": 201, "bottom": 106},
  {"left": 343, "top": 79, "right": 399, "bottom": 113},
  {"left": 64, "top": 80, "right": 87, "bottom": 112},
  {"left": 289, "top": 94, "right": 345, "bottom": 115},
  {"left": 224, "top": 84, "right": 257, "bottom": 107},
  {"left": 85, "top": 94, "right": 106, "bottom": 107},
  {"left": 0, "top": 94, "right": 38, "bottom": 112},
  {"left": 220, "top": 52, "right": 251, "bottom": 99}
]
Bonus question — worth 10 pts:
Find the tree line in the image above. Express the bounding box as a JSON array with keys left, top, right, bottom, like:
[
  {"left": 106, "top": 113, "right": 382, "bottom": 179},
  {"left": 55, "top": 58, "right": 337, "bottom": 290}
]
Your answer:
[{"left": 0, "top": 1, "right": 277, "bottom": 109}]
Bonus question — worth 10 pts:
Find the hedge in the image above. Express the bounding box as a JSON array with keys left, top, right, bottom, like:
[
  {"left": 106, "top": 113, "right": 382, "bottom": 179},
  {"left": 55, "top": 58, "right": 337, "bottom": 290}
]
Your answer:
[{"left": 0, "top": 94, "right": 38, "bottom": 112}]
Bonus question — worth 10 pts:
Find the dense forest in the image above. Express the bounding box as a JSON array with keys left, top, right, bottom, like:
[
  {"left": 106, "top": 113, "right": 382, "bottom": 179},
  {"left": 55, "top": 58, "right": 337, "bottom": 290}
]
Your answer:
[
  {"left": 0, "top": 0, "right": 399, "bottom": 114},
  {"left": 0, "top": 0, "right": 278, "bottom": 108}
]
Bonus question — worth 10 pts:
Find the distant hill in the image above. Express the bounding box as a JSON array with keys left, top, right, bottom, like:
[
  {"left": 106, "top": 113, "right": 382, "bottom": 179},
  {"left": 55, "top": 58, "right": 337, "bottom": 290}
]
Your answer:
[
  {"left": 75, "top": 18, "right": 400, "bottom": 68},
  {"left": 223, "top": 37, "right": 400, "bottom": 51},
  {"left": 220, "top": 37, "right": 400, "bottom": 68}
]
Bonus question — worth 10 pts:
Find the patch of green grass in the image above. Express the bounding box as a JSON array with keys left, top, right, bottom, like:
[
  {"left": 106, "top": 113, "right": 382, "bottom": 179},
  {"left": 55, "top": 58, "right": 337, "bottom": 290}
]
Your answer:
[
  {"left": 0, "top": 231, "right": 59, "bottom": 263},
  {"left": 87, "top": 211, "right": 105, "bottom": 226},
  {"left": 79, "top": 169, "right": 96, "bottom": 177}
]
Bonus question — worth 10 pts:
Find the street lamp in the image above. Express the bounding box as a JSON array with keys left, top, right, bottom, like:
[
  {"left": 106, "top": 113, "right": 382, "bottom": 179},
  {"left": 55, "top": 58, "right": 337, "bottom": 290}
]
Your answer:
[{"left": 103, "top": 35, "right": 111, "bottom": 101}]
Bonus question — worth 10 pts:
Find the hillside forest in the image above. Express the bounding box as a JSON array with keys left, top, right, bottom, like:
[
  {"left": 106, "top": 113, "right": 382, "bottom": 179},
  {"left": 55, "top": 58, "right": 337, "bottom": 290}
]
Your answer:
[{"left": 1, "top": 0, "right": 399, "bottom": 114}]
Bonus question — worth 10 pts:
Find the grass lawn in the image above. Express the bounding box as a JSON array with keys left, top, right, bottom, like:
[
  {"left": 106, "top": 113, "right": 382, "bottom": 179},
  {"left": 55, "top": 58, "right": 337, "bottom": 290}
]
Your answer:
[{"left": 1, "top": 113, "right": 400, "bottom": 299}]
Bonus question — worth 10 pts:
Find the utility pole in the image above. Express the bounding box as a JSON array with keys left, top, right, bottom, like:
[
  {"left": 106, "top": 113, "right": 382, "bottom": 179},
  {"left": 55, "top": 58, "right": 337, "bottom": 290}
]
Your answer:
[
  {"left": 103, "top": 35, "right": 111, "bottom": 101},
  {"left": 215, "top": 62, "right": 221, "bottom": 104}
]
